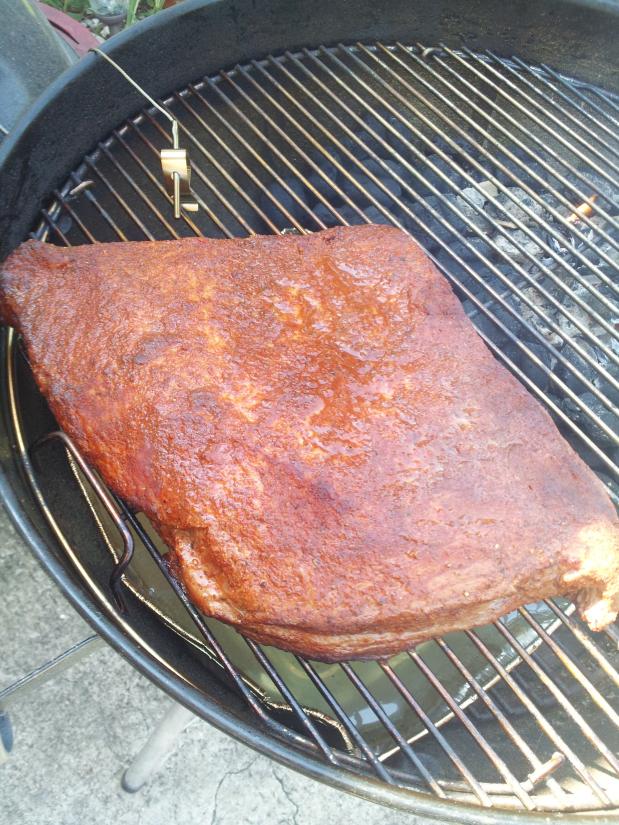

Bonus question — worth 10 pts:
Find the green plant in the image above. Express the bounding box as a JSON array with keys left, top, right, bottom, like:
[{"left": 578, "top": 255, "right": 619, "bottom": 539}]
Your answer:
[
  {"left": 126, "top": 0, "right": 166, "bottom": 27},
  {"left": 41, "top": 0, "right": 90, "bottom": 17}
]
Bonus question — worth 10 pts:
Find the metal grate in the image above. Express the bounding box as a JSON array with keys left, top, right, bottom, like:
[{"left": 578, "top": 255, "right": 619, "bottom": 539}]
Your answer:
[{"left": 5, "top": 43, "right": 619, "bottom": 815}]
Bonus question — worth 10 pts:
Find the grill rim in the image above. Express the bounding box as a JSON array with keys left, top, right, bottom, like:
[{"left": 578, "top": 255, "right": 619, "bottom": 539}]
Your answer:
[{"left": 1, "top": 2, "right": 619, "bottom": 820}]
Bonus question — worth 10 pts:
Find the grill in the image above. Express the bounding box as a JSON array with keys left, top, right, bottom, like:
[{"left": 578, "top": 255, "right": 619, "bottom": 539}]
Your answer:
[{"left": 1, "top": 14, "right": 619, "bottom": 824}]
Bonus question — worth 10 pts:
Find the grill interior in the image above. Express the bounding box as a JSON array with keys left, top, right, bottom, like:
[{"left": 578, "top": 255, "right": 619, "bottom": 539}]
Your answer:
[{"left": 5, "top": 43, "right": 619, "bottom": 814}]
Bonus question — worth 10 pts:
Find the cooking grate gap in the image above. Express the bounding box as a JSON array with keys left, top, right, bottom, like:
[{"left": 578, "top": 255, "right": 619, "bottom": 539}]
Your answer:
[{"left": 16, "top": 43, "right": 619, "bottom": 813}]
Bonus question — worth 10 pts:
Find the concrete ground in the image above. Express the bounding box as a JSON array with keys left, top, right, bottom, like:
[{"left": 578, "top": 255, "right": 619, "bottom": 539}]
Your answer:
[{"left": 0, "top": 505, "right": 427, "bottom": 825}]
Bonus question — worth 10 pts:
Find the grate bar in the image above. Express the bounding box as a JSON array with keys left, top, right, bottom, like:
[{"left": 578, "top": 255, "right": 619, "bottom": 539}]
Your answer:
[
  {"left": 287, "top": 45, "right": 619, "bottom": 379},
  {"left": 84, "top": 156, "right": 155, "bottom": 240},
  {"left": 435, "top": 638, "right": 568, "bottom": 802},
  {"left": 543, "top": 601, "right": 619, "bottom": 688},
  {"left": 215, "top": 73, "right": 377, "bottom": 227},
  {"left": 129, "top": 119, "right": 232, "bottom": 237},
  {"left": 510, "top": 58, "right": 619, "bottom": 149},
  {"left": 494, "top": 621, "right": 619, "bottom": 775},
  {"left": 518, "top": 607, "right": 619, "bottom": 727},
  {"left": 295, "top": 658, "right": 394, "bottom": 784},
  {"left": 243, "top": 52, "right": 619, "bottom": 442},
  {"left": 98, "top": 142, "right": 182, "bottom": 239},
  {"left": 172, "top": 91, "right": 305, "bottom": 234},
  {"left": 491, "top": 53, "right": 619, "bottom": 161},
  {"left": 204, "top": 78, "right": 362, "bottom": 229},
  {"left": 16, "top": 44, "right": 619, "bottom": 814},
  {"left": 412, "top": 46, "right": 619, "bottom": 248},
  {"left": 544, "top": 67, "right": 619, "bottom": 130},
  {"left": 467, "top": 630, "right": 611, "bottom": 805},
  {"left": 408, "top": 650, "right": 536, "bottom": 809},
  {"left": 167, "top": 95, "right": 283, "bottom": 235},
  {"left": 69, "top": 172, "right": 128, "bottom": 241},
  {"left": 114, "top": 127, "right": 203, "bottom": 237},
  {"left": 295, "top": 46, "right": 619, "bottom": 335},
  {"left": 188, "top": 81, "right": 324, "bottom": 231},
  {"left": 454, "top": 46, "right": 619, "bottom": 189},
  {"left": 358, "top": 44, "right": 619, "bottom": 293},
  {"left": 40, "top": 209, "right": 71, "bottom": 245},
  {"left": 338, "top": 663, "right": 447, "bottom": 797},
  {"left": 143, "top": 111, "right": 257, "bottom": 236},
  {"left": 379, "top": 662, "right": 493, "bottom": 806},
  {"left": 293, "top": 46, "right": 619, "bottom": 368},
  {"left": 53, "top": 188, "right": 98, "bottom": 244},
  {"left": 236, "top": 639, "right": 339, "bottom": 764},
  {"left": 75, "top": 88, "right": 619, "bottom": 474}
]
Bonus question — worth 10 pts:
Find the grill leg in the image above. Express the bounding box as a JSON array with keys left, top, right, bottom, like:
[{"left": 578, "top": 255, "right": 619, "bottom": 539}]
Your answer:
[
  {"left": 0, "top": 634, "right": 103, "bottom": 760},
  {"left": 0, "top": 711, "right": 13, "bottom": 764},
  {"left": 121, "top": 700, "right": 197, "bottom": 793}
]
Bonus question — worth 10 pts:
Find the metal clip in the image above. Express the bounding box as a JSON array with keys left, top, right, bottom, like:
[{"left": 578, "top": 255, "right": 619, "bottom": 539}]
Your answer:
[
  {"left": 90, "top": 48, "right": 198, "bottom": 219},
  {"left": 160, "top": 149, "right": 199, "bottom": 218}
]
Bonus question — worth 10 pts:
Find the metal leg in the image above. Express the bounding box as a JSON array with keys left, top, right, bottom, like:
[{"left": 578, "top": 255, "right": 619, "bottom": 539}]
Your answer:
[
  {"left": 0, "top": 634, "right": 103, "bottom": 762},
  {"left": 122, "top": 700, "right": 197, "bottom": 793},
  {"left": 0, "top": 635, "right": 103, "bottom": 710},
  {"left": 0, "top": 711, "right": 13, "bottom": 764}
]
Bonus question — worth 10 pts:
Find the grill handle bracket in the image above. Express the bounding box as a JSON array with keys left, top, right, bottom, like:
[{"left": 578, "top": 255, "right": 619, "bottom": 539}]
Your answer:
[{"left": 30, "top": 429, "right": 134, "bottom": 612}]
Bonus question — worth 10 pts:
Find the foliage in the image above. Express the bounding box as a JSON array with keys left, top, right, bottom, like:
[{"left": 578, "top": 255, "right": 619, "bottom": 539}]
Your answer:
[
  {"left": 126, "top": 0, "right": 167, "bottom": 27},
  {"left": 41, "top": 0, "right": 169, "bottom": 28},
  {"left": 41, "top": 0, "right": 90, "bottom": 18}
]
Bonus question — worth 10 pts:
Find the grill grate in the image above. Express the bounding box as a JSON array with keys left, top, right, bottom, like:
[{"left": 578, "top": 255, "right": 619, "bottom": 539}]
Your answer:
[{"left": 5, "top": 43, "right": 619, "bottom": 814}]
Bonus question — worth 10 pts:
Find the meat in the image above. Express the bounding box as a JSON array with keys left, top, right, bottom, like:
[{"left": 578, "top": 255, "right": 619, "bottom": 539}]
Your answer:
[{"left": 1, "top": 225, "right": 617, "bottom": 661}]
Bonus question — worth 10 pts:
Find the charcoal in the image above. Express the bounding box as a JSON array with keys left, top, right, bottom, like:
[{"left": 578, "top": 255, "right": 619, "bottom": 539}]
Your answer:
[
  {"left": 363, "top": 205, "right": 394, "bottom": 226},
  {"left": 337, "top": 171, "right": 371, "bottom": 208},
  {"left": 401, "top": 199, "right": 452, "bottom": 250},
  {"left": 594, "top": 375, "right": 619, "bottom": 408},
  {"left": 494, "top": 341, "right": 523, "bottom": 369},
  {"left": 556, "top": 336, "right": 606, "bottom": 394},
  {"left": 305, "top": 164, "right": 341, "bottom": 204},
  {"left": 339, "top": 135, "right": 373, "bottom": 161},
  {"left": 312, "top": 202, "right": 363, "bottom": 228},
  {"left": 434, "top": 255, "right": 476, "bottom": 296},
  {"left": 491, "top": 149, "right": 548, "bottom": 188},
  {"left": 478, "top": 263, "right": 519, "bottom": 297},
  {"left": 463, "top": 301, "right": 524, "bottom": 346},
  {"left": 385, "top": 115, "right": 417, "bottom": 148},
  {"left": 492, "top": 229, "right": 542, "bottom": 267},
  {"left": 420, "top": 155, "right": 467, "bottom": 193},
  {"left": 260, "top": 178, "right": 313, "bottom": 224},
  {"left": 562, "top": 393, "right": 618, "bottom": 450},
  {"left": 57, "top": 214, "right": 73, "bottom": 235},
  {"left": 489, "top": 186, "right": 547, "bottom": 226},
  {"left": 311, "top": 201, "right": 340, "bottom": 228},
  {"left": 595, "top": 472, "right": 619, "bottom": 502},
  {"left": 443, "top": 237, "right": 494, "bottom": 266},
  {"left": 519, "top": 341, "right": 554, "bottom": 391},
  {"left": 488, "top": 299, "right": 528, "bottom": 339},
  {"left": 359, "top": 158, "right": 402, "bottom": 205},
  {"left": 453, "top": 186, "right": 492, "bottom": 232},
  {"left": 360, "top": 113, "right": 389, "bottom": 147},
  {"left": 562, "top": 431, "right": 609, "bottom": 472}
]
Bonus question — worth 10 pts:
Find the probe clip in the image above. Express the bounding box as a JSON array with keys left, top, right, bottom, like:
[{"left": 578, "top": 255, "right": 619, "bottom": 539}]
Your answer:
[{"left": 91, "top": 48, "right": 199, "bottom": 219}]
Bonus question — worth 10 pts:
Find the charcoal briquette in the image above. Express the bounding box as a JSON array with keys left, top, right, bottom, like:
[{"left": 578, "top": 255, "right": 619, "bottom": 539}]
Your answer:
[
  {"left": 363, "top": 205, "right": 394, "bottom": 226},
  {"left": 519, "top": 341, "right": 554, "bottom": 391},
  {"left": 260, "top": 178, "right": 313, "bottom": 225},
  {"left": 562, "top": 393, "right": 618, "bottom": 450},
  {"left": 556, "top": 337, "right": 606, "bottom": 394}
]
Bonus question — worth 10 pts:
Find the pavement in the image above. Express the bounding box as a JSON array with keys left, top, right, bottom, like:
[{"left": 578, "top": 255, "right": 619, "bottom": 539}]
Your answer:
[{"left": 0, "top": 505, "right": 427, "bottom": 825}]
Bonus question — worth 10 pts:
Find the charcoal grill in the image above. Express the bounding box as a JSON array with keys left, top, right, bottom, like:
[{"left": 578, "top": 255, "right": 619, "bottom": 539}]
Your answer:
[{"left": 0, "top": 1, "right": 618, "bottom": 821}]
